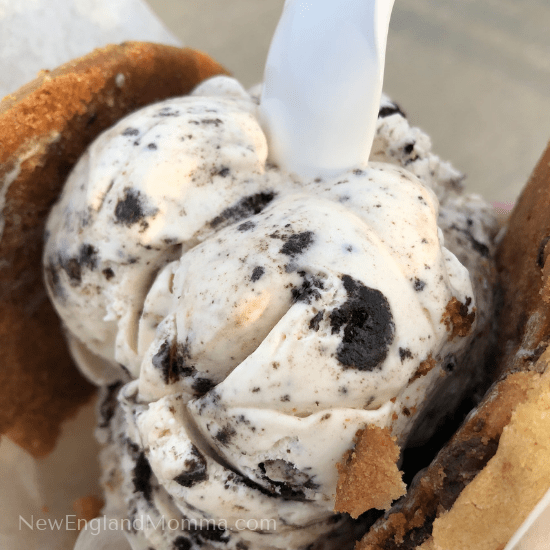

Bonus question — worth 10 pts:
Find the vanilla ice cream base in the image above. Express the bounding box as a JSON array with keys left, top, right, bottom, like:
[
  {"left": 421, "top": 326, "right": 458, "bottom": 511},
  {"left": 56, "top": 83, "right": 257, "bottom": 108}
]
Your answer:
[{"left": 41, "top": 76, "right": 498, "bottom": 550}]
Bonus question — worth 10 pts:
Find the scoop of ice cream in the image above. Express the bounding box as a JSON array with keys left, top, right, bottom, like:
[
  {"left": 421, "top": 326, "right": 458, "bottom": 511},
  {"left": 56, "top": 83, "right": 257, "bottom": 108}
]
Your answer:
[
  {"left": 43, "top": 77, "right": 267, "bottom": 383},
  {"left": 43, "top": 76, "right": 495, "bottom": 549}
]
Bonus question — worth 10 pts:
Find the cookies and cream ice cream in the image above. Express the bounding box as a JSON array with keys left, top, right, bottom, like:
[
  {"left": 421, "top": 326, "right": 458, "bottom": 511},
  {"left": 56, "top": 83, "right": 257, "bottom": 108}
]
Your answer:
[{"left": 43, "top": 74, "right": 497, "bottom": 550}]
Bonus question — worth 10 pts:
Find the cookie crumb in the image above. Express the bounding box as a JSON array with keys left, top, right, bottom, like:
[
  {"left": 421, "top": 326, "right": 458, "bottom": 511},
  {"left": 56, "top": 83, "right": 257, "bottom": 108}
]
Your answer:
[
  {"left": 442, "top": 298, "right": 475, "bottom": 339},
  {"left": 335, "top": 426, "right": 406, "bottom": 518}
]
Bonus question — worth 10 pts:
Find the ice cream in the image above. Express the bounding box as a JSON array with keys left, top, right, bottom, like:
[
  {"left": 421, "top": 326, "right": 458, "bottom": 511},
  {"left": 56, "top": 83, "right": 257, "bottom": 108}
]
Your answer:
[{"left": 42, "top": 71, "right": 497, "bottom": 549}]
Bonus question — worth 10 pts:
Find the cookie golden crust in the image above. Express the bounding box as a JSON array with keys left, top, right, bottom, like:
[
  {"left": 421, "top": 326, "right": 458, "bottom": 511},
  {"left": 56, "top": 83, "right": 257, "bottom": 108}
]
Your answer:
[
  {"left": 0, "top": 42, "right": 228, "bottom": 457},
  {"left": 356, "top": 140, "right": 550, "bottom": 550},
  {"left": 497, "top": 140, "right": 550, "bottom": 374}
]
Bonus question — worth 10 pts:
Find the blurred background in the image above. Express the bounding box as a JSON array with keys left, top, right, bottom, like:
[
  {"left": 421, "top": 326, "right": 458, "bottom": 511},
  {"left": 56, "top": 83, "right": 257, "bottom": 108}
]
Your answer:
[
  {"left": 2, "top": 0, "right": 550, "bottom": 202},
  {"left": 145, "top": 0, "right": 550, "bottom": 204}
]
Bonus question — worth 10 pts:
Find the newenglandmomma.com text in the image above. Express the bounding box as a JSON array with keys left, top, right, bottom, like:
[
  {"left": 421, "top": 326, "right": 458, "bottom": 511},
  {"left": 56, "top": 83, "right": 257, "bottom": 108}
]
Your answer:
[{"left": 19, "top": 515, "right": 277, "bottom": 536}]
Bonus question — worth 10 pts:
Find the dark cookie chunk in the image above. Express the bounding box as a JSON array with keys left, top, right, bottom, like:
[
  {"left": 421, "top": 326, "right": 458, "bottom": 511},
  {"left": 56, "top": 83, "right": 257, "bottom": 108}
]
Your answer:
[
  {"left": 152, "top": 340, "right": 196, "bottom": 384},
  {"left": 115, "top": 188, "right": 155, "bottom": 226},
  {"left": 399, "top": 348, "right": 413, "bottom": 362},
  {"left": 414, "top": 278, "right": 426, "bottom": 292},
  {"left": 450, "top": 223, "right": 490, "bottom": 258},
  {"left": 330, "top": 275, "right": 395, "bottom": 371},
  {"left": 280, "top": 231, "right": 315, "bottom": 257},
  {"left": 378, "top": 103, "right": 406, "bottom": 119},
  {"left": 259, "top": 460, "right": 319, "bottom": 499},
  {"left": 103, "top": 267, "right": 115, "bottom": 280},
  {"left": 251, "top": 266, "right": 265, "bottom": 282},
  {"left": 172, "top": 536, "right": 193, "bottom": 550},
  {"left": 404, "top": 142, "right": 415, "bottom": 155},
  {"left": 78, "top": 243, "right": 98, "bottom": 270},
  {"left": 132, "top": 452, "right": 153, "bottom": 503},
  {"left": 192, "top": 377, "right": 216, "bottom": 395},
  {"left": 237, "top": 221, "right": 255, "bottom": 232},
  {"left": 98, "top": 382, "right": 122, "bottom": 429},
  {"left": 173, "top": 445, "right": 208, "bottom": 488},
  {"left": 214, "top": 425, "right": 237, "bottom": 446},
  {"left": 193, "top": 525, "right": 229, "bottom": 543},
  {"left": 209, "top": 192, "right": 275, "bottom": 228},
  {"left": 155, "top": 106, "right": 180, "bottom": 117},
  {"left": 309, "top": 310, "right": 324, "bottom": 332},
  {"left": 56, "top": 243, "right": 98, "bottom": 286},
  {"left": 213, "top": 166, "right": 230, "bottom": 178},
  {"left": 60, "top": 257, "right": 81, "bottom": 284},
  {"left": 291, "top": 272, "right": 324, "bottom": 303}
]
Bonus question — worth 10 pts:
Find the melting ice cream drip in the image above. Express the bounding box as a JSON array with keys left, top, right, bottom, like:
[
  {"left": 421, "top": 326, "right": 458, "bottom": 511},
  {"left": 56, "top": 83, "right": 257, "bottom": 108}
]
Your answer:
[{"left": 259, "top": 0, "right": 396, "bottom": 179}]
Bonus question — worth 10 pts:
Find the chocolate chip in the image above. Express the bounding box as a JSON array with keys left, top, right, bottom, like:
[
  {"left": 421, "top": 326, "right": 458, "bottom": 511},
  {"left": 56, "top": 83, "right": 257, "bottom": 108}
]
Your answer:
[
  {"left": 147, "top": 143, "right": 157, "bottom": 150},
  {"left": 173, "top": 445, "right": 208, "bottom": 488},
  {"left": 330, "top": 275, "right": 395, "bottom": 371},
  {"left": 251, "top": 266, "right": 265, "bottom": 282},
  {"left": 122, "top": 127, "right": 139, "bottom": 136}
]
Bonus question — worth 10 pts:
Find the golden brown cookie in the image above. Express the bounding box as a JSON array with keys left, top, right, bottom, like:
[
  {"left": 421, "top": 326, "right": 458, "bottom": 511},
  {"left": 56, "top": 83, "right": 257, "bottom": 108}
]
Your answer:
[{"left": 0, "top": 42, "right": 228, "bottom": 457}]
